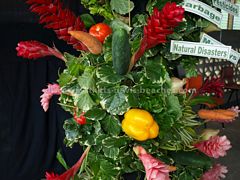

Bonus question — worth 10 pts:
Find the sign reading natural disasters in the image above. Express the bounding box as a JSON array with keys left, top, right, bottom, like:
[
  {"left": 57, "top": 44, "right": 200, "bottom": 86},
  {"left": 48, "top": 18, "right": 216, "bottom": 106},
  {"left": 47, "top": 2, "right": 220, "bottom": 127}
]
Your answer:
[
  {"left": 170, "top": 40, "right": 231, "bottom": 60},
  {"left": 182, "top": 0, "right": 223, "bottom": 27},
  {"left": 212, "top": 0, "right": 239, "bottom": 17},
  {"left": 200, "top": 33, "right": 240, "bottom": 64}
]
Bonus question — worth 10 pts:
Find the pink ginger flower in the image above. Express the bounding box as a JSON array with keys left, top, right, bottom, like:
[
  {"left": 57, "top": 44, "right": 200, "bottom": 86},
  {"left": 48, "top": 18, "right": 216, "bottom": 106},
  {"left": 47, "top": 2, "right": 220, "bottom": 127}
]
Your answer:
[
  {"left": 229, "top": 106, "right": 240, "bottom": 118},
  {"left": 194, "top": 136, "right": 231, "bottom": 159},
  {"left": 40, "top": 84, "right": 61, "bottom": 112},
  {"left": 46, "top": 146, "right": 91, "bottom": 180},
  {"left": 16, "top": 41, "right": 66, "bottom": 61},
  {"left": 201, "top": 164, "right": 228, "bottom": 180},
  {"left": 133, "top": 146, "right": 175, "bottom": 180}
]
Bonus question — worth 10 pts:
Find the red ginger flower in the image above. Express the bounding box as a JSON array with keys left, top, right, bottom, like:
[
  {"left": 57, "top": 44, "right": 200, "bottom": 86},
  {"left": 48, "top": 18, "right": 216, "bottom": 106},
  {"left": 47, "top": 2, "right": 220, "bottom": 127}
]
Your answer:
[
  {"left": 16, "top": 41, "right": 66, "bottom": 61},
  {"left": 40, "top": 83, "right": 61, "bottom": 112},
  {"left": 133, "top": 146, "right": 175, "bottom": 180},
  {"left": 194, "top": 136, "right": 231, "bottom": 159},
  {"left": 26, "top": 0, "right": 88, "bottom": 51},
  {"left": 131, "top": 3, "right": 184, "bottom": 66},
  {"left": 201, "top": 164, "right": 228, "bottom": 180},
  {"left": 46, "top": 146, "right": 91, "bottom": 180}
]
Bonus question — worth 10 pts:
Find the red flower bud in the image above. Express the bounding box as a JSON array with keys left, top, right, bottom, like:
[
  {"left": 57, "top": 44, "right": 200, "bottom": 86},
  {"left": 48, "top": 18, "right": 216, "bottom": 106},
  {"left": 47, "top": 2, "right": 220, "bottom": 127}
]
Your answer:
[
  {"left": 74, "top": 112, "right": 86, "bottom": 125},
  {"left": 16, "top": 41, "right": 66, "bottom": 61}
]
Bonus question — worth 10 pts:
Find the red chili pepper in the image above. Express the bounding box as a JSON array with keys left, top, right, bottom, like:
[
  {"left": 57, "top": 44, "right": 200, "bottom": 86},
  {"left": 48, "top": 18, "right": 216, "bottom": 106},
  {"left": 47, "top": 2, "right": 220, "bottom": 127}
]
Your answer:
[
  {"left": 74, "top": 112, "right": 86, "bottom": 125},
  {"left": 89, "top": 23, "right": 112, "bottom": 43}
]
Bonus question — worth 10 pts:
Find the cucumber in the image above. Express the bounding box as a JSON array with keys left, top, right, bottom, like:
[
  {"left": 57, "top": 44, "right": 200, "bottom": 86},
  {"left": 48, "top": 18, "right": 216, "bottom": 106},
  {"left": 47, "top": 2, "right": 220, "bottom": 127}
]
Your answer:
[
  {"left": 170, "top": 151, "right": 212, "bottom": 169},
  {"left": 112, "top": 28, "right": 131, "bottom": 75}
]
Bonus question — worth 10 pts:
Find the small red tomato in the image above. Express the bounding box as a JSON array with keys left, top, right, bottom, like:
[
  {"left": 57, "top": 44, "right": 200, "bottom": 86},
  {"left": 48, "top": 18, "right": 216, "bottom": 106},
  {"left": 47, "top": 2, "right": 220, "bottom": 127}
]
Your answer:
[
  {"left": 89, "top": 23, "right": 112, "bottom": 43},
  {"left": 74, "top": 112, "right": 86, "bottom": 125}
]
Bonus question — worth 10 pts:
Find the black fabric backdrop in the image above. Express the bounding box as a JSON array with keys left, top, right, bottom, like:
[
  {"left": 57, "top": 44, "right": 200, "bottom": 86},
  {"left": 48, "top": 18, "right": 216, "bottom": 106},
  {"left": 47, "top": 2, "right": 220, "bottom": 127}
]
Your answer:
[{"left": 0, "top": 0, "right": 147, "bottom": 180}]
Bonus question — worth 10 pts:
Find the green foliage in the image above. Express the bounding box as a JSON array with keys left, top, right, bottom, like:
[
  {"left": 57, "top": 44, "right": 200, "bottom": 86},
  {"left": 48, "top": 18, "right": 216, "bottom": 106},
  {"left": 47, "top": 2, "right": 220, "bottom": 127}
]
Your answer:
[
  {"left": 110, "top": 0, "right": 134, "bottom": 15},
  {"left": 80, "top": 0, "right": 114, "bottom": 20},
  {"left": 57, "top": 151, "right": 69, "bottom": 170},
  {"left": 80, "top": 13, "right": 96, "bottom": 29}
]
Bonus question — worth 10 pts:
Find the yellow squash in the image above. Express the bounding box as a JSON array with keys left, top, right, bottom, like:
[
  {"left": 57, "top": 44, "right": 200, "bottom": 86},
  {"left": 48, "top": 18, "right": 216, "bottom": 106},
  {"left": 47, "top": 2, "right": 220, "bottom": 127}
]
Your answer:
[{"left": 122, "top": 109, "right": 159, "bottom": 141}]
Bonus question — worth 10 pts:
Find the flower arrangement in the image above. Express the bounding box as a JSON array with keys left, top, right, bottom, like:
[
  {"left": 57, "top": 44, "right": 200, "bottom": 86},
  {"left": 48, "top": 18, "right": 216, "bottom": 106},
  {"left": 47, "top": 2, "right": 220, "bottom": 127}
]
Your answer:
[{"left": 17, "top": 0, "right": 239, "bottom": 179}]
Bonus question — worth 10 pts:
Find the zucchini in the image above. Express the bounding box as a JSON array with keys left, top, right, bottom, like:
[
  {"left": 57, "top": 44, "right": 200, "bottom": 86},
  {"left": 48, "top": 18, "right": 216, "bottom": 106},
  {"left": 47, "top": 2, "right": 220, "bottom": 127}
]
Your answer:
[
  {"left": 170, "top": 151, "right": 212, "bottom": 169},
  {"left": 112, "top": 28, "right": 131, "bottom": 75}
]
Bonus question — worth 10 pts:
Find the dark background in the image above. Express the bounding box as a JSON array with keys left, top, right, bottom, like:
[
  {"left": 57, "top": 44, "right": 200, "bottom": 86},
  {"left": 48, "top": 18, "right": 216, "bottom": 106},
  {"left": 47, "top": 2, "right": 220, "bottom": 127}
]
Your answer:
[{"left": 0, "top": 0, "right": 147, "bottom": 179}]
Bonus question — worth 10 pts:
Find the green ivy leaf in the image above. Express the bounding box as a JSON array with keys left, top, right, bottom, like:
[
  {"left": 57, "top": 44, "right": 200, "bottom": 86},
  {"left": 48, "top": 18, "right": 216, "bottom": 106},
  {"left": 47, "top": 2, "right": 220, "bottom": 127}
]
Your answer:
[
  {"left": 132, "top": 14, "right": 147, "bottom": 28},
  {"left": 180, "top": 58, "right": 198, "bottom": 77},
  {"left": 58, "top": 71, "right": 73, "bottom": 87},
  {"left": 77, "top": 90, "right": 96, "bottom": 111},
  {"left": 80, "top": 13, "right": 96, "bottom": 29},
  {"left": 110, "top": 0, "right": 134, "bottom": 15},
  {"left": 65, "top": 54, "right": 85, "bottom": 77},
  {"left": 99, "top": 85, "right": 130, "bottom": 115},
  {"left": 88, "top": 152, "right": 120, "bottom": 179},
  {"left": 84, "top": 108, "right": 107, "bottom": 121},
  {"left": 96, "top": 66, "right": 123, "bottom": 84},
  {"left": 167, "top": 94, "right": 182, "bottom": 119},
  {"left": 78, "top": 67, "right": 97, "bottom": 92},
  {"left": 196, "top": 19, "right": 210, "bottom": 28},
  {"left": 102, "top": 115, "right": 121, "bottom": 136},
  {"left": 103, "top": 147, "right": 120, "bottom": 160}
]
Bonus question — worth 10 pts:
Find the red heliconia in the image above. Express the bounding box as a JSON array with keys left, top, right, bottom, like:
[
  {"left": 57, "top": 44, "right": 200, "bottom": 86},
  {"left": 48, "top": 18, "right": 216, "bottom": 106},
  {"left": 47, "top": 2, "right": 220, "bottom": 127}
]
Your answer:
[
  {"left": 132, "top": 2, "right": 185, "bottom": 65},
  {"left": 26, "top": 0, "right": 88, "bottom": 51},
  {"left": 46, "top": 146, "right": 91, "bottom": 180}
]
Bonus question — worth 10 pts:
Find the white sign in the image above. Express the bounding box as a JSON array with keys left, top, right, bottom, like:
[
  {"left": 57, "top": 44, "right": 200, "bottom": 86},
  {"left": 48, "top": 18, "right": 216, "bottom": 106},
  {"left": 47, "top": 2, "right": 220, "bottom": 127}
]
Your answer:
[
  {"left": 182, "top": 0, "right": 223, "bottom": 27},
  {"left": 200, "top": 33, "right": 240, "bottom": 64},
  {"left": 212, "top": 0, "right": 239, "bottom": 17},
  {"left": 170, "top": 40, "right": 231, "bottom": 60}
]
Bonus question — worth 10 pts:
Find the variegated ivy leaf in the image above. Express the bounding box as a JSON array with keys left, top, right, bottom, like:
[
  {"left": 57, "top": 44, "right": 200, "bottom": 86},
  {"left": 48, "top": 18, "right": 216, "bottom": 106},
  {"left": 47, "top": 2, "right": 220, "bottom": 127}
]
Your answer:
[
  {"left": 143, "top": 57, "right": 170, "bottom": 84},
  {"left": 103, "top": 147, "right": 120, "bottom": 160},
  {"left": 63, "top": 118, "right": 81, "bottom": 147},
  {"left": 84, "top": 107, "right": 107, "bottom": 121},
  {"left": 76, "top": 89, "right": 96, "bottom": 111},
  {"left": 102, "top": 136, "right": 130, "bottom": 148},
  {"left": 102, "top": 115, "right": 121, "bottom": 136},
  {"left": 78, "top": 66, "right": 97, "bottom": 92},
  {"left": 96, "top": 66, "right": 123, "bottom": 84},
  {"left": 99, "top": 85, "right": 130, "bottom": 115}
]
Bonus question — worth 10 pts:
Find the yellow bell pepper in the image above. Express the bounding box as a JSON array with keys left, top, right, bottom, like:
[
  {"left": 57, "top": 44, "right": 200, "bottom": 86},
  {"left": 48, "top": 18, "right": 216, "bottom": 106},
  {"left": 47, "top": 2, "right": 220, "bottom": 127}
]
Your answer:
[{"left": 122, "top": 109, "right": 159, "bottom": 141}]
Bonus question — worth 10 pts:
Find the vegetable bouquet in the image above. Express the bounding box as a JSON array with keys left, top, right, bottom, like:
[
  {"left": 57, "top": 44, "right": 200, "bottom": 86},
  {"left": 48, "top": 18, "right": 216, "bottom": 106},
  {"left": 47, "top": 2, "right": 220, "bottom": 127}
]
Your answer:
[{"left": 17, "top": 0, "right": 239, "bottom": 179}]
